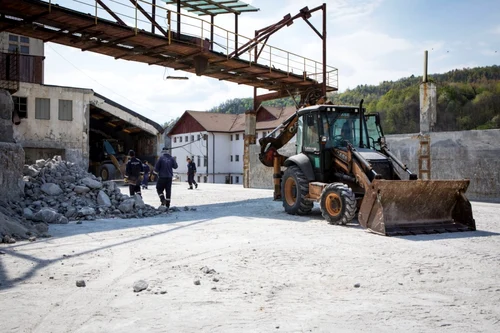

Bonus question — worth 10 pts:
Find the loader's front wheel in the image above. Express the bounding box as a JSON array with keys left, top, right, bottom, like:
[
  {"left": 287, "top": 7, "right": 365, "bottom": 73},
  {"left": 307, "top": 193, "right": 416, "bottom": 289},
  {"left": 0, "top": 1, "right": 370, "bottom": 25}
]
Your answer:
[
  {"left": 320, "top": 183, "right": 356, "bottom": 225},
  {"left": 282, "top": 165, "right": 313, "bottom": 215}
]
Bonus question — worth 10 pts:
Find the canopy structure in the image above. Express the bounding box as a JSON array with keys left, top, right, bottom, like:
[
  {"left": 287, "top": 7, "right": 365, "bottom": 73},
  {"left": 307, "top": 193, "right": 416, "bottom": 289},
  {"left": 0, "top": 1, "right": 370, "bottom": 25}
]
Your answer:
[{"left": 162, "top": 0, "right": 259, "bottom": 16}]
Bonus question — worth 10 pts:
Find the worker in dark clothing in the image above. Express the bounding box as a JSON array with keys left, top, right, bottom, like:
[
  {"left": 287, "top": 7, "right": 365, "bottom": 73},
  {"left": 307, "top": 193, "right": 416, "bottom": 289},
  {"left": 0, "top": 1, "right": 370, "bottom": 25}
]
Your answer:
[
  {"left": 142, "top": 160, "right": 150, "bottom": 190},
  {"left": 155, "top": 147, "right": 178, "bottom": 208},
  {"left": 186, "top": 157, "right": 198, "bottom": 190},
  {"left": 125, "top": 150, "right": 143, "bottom": 197}
]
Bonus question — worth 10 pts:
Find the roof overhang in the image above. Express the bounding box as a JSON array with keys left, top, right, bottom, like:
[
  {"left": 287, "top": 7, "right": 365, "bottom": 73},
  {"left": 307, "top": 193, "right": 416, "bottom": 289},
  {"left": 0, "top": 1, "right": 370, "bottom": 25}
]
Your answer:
[{"left": 162, "top": 0, "right": 259, "bottom": 16}]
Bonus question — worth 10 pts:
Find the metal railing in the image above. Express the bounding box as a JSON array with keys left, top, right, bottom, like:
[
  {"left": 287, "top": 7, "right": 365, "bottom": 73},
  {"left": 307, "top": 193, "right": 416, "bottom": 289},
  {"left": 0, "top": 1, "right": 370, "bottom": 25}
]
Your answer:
[{"left": 46, "top": 0, "right": 338, "bottom": 90}]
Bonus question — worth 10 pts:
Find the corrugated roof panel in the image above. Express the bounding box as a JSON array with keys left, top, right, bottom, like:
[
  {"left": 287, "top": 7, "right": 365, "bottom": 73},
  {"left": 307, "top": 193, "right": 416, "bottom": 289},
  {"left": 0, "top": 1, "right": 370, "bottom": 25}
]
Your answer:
[{"left": 162, "top": 0, "right": 259, "bottom": 16}]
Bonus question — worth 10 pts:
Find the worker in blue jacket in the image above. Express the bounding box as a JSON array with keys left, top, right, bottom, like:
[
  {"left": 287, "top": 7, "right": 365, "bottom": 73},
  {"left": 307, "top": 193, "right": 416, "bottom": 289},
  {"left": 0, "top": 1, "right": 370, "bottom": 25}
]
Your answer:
[{"left": 154, "top": 147, "right": 178, "bottom": 208}]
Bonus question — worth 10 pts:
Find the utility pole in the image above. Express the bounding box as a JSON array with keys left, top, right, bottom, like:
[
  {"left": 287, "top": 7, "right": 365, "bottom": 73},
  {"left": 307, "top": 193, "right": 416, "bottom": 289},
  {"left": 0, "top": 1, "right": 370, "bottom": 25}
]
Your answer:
[{"left": 418, "top": 50, "right": 437, "bottom": 180}]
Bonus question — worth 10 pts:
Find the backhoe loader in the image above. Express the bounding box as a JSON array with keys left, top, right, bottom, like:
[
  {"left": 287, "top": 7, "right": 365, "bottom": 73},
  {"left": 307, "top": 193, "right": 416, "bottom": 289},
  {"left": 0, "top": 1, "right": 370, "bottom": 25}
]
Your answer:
[{"left": 259, "top": 101, "right": 476, "bottom": 236}]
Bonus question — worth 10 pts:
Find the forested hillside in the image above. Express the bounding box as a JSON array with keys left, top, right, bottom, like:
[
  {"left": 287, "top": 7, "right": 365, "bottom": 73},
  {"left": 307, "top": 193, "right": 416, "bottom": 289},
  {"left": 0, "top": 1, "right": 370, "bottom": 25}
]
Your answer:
[{"left": 207, "top": 65, "right": 500, "bottom": 134}]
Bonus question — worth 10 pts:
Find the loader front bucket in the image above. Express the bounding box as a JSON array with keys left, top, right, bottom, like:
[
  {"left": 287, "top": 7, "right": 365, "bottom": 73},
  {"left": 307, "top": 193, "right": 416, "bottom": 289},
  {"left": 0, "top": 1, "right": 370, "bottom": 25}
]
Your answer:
[{"left": 358, "top": 180, "right": 476, "bottom": 236}]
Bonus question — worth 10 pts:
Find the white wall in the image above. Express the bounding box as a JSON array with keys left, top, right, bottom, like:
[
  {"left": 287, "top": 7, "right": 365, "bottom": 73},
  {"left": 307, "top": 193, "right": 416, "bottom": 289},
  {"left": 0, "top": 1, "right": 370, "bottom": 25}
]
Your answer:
[{"left": 12, "top": 83, "right": 93, "bottom": 168}]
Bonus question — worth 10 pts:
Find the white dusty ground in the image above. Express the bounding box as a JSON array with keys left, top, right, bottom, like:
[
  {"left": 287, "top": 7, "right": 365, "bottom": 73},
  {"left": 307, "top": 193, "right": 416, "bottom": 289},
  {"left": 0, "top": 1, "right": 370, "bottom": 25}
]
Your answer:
[{"left": 1, "top": 181, "right": 499, "bottom": 333}]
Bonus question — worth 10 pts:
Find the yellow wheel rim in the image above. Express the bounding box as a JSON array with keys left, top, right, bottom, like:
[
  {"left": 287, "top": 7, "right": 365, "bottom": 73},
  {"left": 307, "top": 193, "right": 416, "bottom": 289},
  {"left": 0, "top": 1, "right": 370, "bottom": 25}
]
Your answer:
[
  {"left": 101, "top": 168, "right": 109, "bottom": 181},
  {"left": 325, "top": 192, "right": 342, "bottom": 216},
  {"left": 284, "top": 177, "right": 297, "bottom": 206}
]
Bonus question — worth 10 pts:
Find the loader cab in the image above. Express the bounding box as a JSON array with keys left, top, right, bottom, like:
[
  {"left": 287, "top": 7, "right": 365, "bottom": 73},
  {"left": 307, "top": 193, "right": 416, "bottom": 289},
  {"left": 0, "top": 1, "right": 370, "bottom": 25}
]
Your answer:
[{"left": 297, "top": 105, "right": 370, "bottom": 182}]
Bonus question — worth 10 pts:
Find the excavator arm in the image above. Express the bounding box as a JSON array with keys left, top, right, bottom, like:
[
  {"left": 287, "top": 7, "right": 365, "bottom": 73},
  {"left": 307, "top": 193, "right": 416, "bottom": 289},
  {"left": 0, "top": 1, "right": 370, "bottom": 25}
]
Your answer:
[{"left": 258, "top": 112, "right": 298, "bottom": 167}]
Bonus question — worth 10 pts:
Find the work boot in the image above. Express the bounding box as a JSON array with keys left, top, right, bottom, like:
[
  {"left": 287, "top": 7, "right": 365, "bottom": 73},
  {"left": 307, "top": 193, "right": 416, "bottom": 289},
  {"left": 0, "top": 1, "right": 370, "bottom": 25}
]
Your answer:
[{"left": 188, "top": 187, "right": 193, "bottom": 190}]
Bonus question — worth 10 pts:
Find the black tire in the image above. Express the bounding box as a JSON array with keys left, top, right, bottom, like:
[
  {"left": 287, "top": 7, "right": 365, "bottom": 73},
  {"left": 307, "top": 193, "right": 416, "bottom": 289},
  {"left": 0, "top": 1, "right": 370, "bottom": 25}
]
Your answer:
[
  {"left": 281, "top": 165, "right": 313, "bottom": 215},
  {"left": 98, "top": 164, "right": 116, "bottom": 181},
  {"left": 319, "top": 183, "right": 356, "bottom": 225}
]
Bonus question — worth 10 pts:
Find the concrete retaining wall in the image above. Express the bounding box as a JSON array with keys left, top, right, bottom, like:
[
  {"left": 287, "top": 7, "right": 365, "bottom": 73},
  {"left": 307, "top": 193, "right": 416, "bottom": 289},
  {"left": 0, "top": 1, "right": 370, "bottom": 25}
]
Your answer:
[{"left": 249, "top": 129, "right": 500, "bottom": 202}]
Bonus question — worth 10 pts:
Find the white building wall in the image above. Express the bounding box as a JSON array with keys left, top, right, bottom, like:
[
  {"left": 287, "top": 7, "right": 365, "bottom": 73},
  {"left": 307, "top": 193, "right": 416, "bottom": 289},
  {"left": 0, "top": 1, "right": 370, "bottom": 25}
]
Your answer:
[{"left": 12, "top": 83, "right": 93, "bottom": 169}]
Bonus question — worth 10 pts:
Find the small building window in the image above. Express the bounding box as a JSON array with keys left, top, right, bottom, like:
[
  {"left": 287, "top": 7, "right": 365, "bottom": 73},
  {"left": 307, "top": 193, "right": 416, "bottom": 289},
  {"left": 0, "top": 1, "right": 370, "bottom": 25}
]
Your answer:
[
  {"left": 230, "top": 155, "right": 233, "bottom": 162},
  {"left": 35, "top": 98, "right": 50, "bottom": 120},
  {"left": 235, "top": 155, "right": 239, "bottom": 162},
  {"left": 197, "top": 176, "right": 201, "bottom": 182},
  {"left": 204, "top": 155, "right": 208, "bottom": 167},
  {"left": 12, "top": 96, "right": 27, "bottom": 118},
  {"left": 8, "top": 34, "right": 29, "bottom": 54},
  {"left": 58, "top": 100, "right": 73, "bottom": 121},
  {"left": 262, "top": 131, "right": 267, "bottom": 137},
  {"left": 174, "top": 137, "right": 177, "bottom": 143},
  {"left": 236, "top": 176, "right": 239, "bottom": 183},
  {"left": 179, "top": 136, "right": 183, "bottom": 143},
  {"left": 197, "top": 155, "right": 200, "bottom": 167},
  {"left": 230, "top": 134, "right": 233, "bottom": 141},
  {"left": 197, "top": 134, "right": 201, "bottom": 140},
  {"left": 185, "top": 135, "right": 188, "bottom": 142},
  {"left": 235, "top": 134, "right": 240, "bottom": 140},
  {"left": 203, "top": 176, "right": 207, "bottom": 183},
  {"left": 191, "top": 135, "right": 194, "bottom": 141}
]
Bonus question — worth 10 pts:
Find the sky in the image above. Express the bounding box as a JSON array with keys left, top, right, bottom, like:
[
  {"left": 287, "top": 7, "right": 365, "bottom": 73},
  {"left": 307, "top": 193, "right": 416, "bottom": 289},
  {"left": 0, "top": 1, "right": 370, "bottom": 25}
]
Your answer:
[{"left": 43, "top": 0, "right": 500, "bottom": 126}]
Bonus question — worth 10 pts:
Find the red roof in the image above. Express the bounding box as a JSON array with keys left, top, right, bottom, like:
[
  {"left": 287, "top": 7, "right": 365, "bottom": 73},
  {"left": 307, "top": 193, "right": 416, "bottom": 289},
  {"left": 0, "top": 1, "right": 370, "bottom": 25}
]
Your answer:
[{"left": 168, "top": 105, "right": 296, "bottom": 136}]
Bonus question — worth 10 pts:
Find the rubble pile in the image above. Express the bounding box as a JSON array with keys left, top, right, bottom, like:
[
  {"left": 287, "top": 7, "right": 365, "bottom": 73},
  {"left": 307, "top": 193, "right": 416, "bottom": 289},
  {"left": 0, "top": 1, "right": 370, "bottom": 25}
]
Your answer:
[{"left": 1, "top": 156, "right": 165, "bottom": 242}]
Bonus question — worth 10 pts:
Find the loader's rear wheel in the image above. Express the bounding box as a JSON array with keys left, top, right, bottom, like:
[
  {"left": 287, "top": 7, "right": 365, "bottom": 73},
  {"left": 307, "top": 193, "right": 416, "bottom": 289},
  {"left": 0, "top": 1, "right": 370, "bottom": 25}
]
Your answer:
[
  {"left": 320, "top": 183, "right": 356, "bottom": 225},
  {"left": 282, "top": 165, "right": 313, "bottom": 215}
]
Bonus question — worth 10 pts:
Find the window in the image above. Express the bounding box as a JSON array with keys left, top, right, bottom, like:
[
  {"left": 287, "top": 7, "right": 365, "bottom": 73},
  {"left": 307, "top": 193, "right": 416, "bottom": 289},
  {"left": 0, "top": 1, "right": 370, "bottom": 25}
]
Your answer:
[
  {"left": 204, "top": 155, "right": 208, "bottom": 167},
  {"left": 197, "top": 155, "right": 200, "bottom": 167},
  {"left": 235, "top": 176, "right": 239, "bottom": 183},
  {"left": 191, "top": 135, "right": 194, "bottom": 141},
  {"left": 35, "top": 98, "right": 50, "bottom": 119},
  {"left": 262, "top": 131, "right": 267, "bottom": 138},
  {"left": 197, "top": 176, "right": 201, "bottom": 182},
  {"left": 179, "top": 136, "right": 183, "bottom": 143},
  {"left": 12, "top": 96, "right": 27, "bottom": 118},
  {"left": 235, "top": 155, "right": 239, "bottom": 162},
  {"left": 58, "top": 100, "right": 73, "bottom": 121},
  {"left": 185, "top": 135, "right": 188, "bottom": 142},
  {"left": 203, "top": 176, "right": 207, "bottom": 183},
  {"left": 8, "top": 34, "right": 29, "bottom": 54},
  {"left": 197, "top": 134, "right": 200, "bottom": 140},
  {"left": 230, "top": 134, "right": 233, "bottom": 141},
  {"left": 235, "top": 134, "right": 240, "bottom": 140},
  {"left": 230, "top": 155, "right": 233, "bottom": 162},
  {"left": 174, "top": 137, "right": 177, "bottom": 143}
]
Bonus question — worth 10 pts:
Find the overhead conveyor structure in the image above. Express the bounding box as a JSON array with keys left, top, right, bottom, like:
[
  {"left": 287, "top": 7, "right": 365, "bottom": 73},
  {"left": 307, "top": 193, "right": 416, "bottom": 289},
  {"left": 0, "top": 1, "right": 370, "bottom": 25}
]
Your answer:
[{"left": 0, "top": 0, "right": 338, "bottom": 104}]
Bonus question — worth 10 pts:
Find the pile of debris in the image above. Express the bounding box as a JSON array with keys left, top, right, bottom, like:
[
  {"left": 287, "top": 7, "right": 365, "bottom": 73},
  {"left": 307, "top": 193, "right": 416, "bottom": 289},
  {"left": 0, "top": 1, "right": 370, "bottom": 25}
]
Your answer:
[{"left": 1, "top": 156, "right": 165, "bottom": 243}]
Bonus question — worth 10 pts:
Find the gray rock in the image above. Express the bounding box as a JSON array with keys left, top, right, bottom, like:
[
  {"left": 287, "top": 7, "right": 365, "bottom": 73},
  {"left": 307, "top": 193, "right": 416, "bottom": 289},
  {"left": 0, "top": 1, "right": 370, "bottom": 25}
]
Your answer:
[
  {"left": 33, "top": 208, "right": 60, "bottom": 224},
  {"left": 213, "top": 277, "right": 220, "bottom": 282},
  {"left": 24, "top": 165, "right": 40, "bottom": 177},
  {"left": 201, "top": 266, "right": 216, "bottom": 274},
  {"left": 157, "top": 206, "right": 168, "bottom": 213},
  {"left": 65, "top": 206, "right": 77, "bottom": 218},
  {"left": 40, "top": 183, "right": 63, "bottom": 196},
  {"left": 81, "top": 177, "right": 102, "bottom": 189},
  {"left": 76, "top": 280, "right": 86, "bottom": 287},
  {"left": 354, "top": 283, "right": 361, "bottom": 288},
  {"left": 60, "top": 175, "right": 76, "bottom": 183},
  {"left": 118, "top": 199, "right": 135, "bottom": 213},
  {"left": 57, "top": 215, "right": 69, "bottom": 224},
  {"left": 97, "top": 190, "right": 112, "bottom": 207},
  {"left": 134, "top": 194, "right": 145, "bottom": 208},
  {"left": 36, "top": 159, "right": 46, "bottom": 168},
  {"left": 23, "top": 207, "right": 34, "bottom": 220},
  {"left": 73, "top": 186, "right": 90, "bottom": 194},
  {"left": 193, "top": 278, "right": 201, "bottom": 286},
  {"left": 78, "top": 207, "right": 95, "bottom": 217},
  {"left": 133, "top": 280, "right": 148, "bottom": 292}
]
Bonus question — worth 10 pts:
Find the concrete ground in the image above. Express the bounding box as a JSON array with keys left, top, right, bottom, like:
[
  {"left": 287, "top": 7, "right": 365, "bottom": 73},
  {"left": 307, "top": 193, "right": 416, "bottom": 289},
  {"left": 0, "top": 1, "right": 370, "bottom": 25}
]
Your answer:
[{"left": 1, "top": 182, "right": 499, "bottom": 333}]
